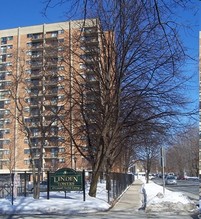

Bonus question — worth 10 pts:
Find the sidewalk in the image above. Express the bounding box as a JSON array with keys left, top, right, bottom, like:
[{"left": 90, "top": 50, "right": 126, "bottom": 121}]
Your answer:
[
  {"left": 110, "top": 179, "right": 144, "bottom": 212},
  {"left": 109, "top": 179, "right": 199, "bottom": 219}
]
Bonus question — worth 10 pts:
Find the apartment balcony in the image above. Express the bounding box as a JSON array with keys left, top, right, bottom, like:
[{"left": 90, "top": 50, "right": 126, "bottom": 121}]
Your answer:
[
  {"left": 44, "top": 154, "right": 58, "bottom": 159},
  {"left": 43, "top": 144, "right": 58, "bottom": 149},
  {"left": 43, "top": 120, "right": 58, "bottom": 126},
  {"left": 80, "top": 36, "right": 98, "bottom": 45},
  {"left": 83, "top": 27, "right": 98, "bottom": 35},
  {"left": 0, "top": 158, "right": 9, "bottom": 162},
  {"left": 33, "top": 154, "right": 41, "bottom": 159},
  {"left": 29, "top": 91, "right": 43, "bottom": 97},
  {"left": 43, "top": 99, "right": 58, "bottom": 106},
  {"left": 43, "top": 92, "right": 58, "bottom": 99},
  {"left": 30, "top": 44, "right": 43, "bottom": 51},
  {"left": 45, "top": 39, "right": 58, "bottom": 47},
  {"left": 30, "top": 47, "right": 43, "bottom": 52},
  {"left": 0, "top": 81, "right": 11, "bottom": 90},
  {"left": 45, "top": 34, "right": 58, "bottom": 40},
  {"left": 81, "top": 47, "right": 99, "bottom": 55},
  {"left": 29, "top": 134, "right": 43, "bottom": 140},
  {"left": 30, "top": 61, "right": 43, "bottom": 67},
  {"left": 0, "top": 82, "right": 6, "bottom": 92},
  {"left": 44, "top": 44, "right": 58, "bottom": 51},
  {"left": 31, "top": 35, "right": 43, "bottom": 42},
  {"left": 44, "top": 81, "right": 58, "bottom": 87},
  {"left": 44, "top": 53, "right": 58, "bottom": 59},
  {"left": 28, "top": 80, "right": 43, "bottom": 88},
  {"left": 30, "top": 74, "right": 43, "bottom": 80},
  {"left": 0, "top": 64, "right": 6, "bottom": 72},
  {"left": 30, "top": 55, "right": 43, "bottom": 61}
]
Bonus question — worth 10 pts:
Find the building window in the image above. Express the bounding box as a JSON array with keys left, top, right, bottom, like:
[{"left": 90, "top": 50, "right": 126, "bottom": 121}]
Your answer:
[
  {"left": 80, "top": 63, "right": 86, "bottom": 69},
  {"left": 6, "top": 62, "right": 12, "bottom": 66},
  {"left": 1, "top": 46, "right": 7, "bottom": 54},
  {"left": 24, "top": 159, "right": 31, "bottom": 165},
  {"left": 7, "top": 54, "right": 12, "bottom": 58},
  {"left": 0, "top": 55, "right": 6, "bottom": 62},
  {"left": 1, "top": 37, "right": 7, "bottom": 45},
  {"left": 58, "top": 30, "right": 64, "bottom": 34},
  {"left": 26, "top": 51, "right": 32, "bottom": 56},
  {"left": 1, "top": 139, "right": 10, "bottom": 144},
  {"left": 4, "top": 129, "right": 10, "bottom": 134},
  {"left": 7, "top": 45, "right": 13, "bottom": 49},
  {"left": 4, "top": 150, "right": 9, "bottom": 154},
  {"left": 51, "top": 32, "right": 58, "bottom": 37},
  {"left": 24, "top": 107, "right": 30, "bottom": 112},
  {"left": 58, "top": 39, "right": 64, "bottom": 43},
  {"left": 4, "top": 100, "right": 11, "bottom": 104},
  {"left": 59, "top": 148, "right": 65, "bottom": 153},
  {"left": 24, "top": 149, "right": 30, "bottom": 154},
  {"left": 6, "top": 71, "right": 11, "bottom": 76},
  {"left": 27, "top": 33, "right": 42, "bottom": 39},
  {"left": 4, "top": 119, "right": 11, "bottom": 124},
  {"left": 27, "top": 42, "right": 32, "bottom": 47},
  {"left": 59, "top": 158, "right": 65, "bottom": 163},
  {"left": 7, "top": 36, "right": 13, "bottom": 41},
  {"left": 58, "top": 66, "right": 64, "bottom": 70}
]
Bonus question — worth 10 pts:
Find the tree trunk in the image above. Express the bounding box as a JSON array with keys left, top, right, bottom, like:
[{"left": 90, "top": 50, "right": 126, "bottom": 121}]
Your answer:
[{"left": 88, "top": 171, "right": 101, "bottom": 197}]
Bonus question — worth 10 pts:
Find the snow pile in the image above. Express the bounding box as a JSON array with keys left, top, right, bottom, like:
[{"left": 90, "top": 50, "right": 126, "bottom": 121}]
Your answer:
[{"left": 143, "top": 180, "right": 197, "bottom": 214}]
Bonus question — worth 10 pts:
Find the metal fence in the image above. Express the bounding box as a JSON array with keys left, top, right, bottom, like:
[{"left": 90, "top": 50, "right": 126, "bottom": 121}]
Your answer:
[
  {"left": 0, "top": 173, "right": 30, "bottom": 198},
  {"left": 0, "top": 183, "right": 11, "bottom": 198},
  {"left": 107, "top": 172, "right": 135, "bottom": 204}
]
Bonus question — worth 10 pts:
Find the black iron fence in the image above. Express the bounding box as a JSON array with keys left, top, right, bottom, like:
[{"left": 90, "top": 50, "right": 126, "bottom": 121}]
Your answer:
[
  {"left": 86, "top": 171, "right": 135, "bottom": 204},
  {"left": 0, "top": 183, "right": 11, "bottom": 198},
  {"left": 109, "top": 172, "right": 134, "bottom": 203}
]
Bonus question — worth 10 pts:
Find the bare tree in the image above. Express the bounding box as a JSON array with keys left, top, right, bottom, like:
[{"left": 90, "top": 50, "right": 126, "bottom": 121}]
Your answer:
[
  {"left": 42, "top": 0, "right": 197, "bottom": 197},
  {"left": 166, "top": 126, "right": 199, "bottom": 177}
]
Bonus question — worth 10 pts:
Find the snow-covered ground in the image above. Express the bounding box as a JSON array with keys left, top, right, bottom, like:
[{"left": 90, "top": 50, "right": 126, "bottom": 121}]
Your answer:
[
  {"left": 142, "top": 178, "right": 198, "bottom": 214},
  {"left": 0, "top": 177, "right": 198, "bottom": 215}
]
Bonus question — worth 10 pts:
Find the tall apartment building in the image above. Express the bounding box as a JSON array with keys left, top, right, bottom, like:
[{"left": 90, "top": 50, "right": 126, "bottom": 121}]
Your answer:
[{"left": 0, "top": 19, "right": 101, "bottom": 177}]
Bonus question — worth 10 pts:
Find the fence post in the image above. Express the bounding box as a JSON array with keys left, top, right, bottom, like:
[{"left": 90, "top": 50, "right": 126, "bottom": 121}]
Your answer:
[
  {"left": 47, "top": 171, "right": 49, "bottom": 200},
  {"left": 24, "top": 171, "right": 27, "bottom": 197},
  {"left": 11, "top": 173, "right": 14, "bottom": 205},
  {"left": 82, "top": 170, "right": 86, "bottom": 201}
]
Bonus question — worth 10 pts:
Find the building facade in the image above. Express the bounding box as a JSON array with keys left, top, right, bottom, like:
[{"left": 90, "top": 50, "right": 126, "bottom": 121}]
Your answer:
[{"left": 0, "top": 19, "right": 101, "bottom": 176}]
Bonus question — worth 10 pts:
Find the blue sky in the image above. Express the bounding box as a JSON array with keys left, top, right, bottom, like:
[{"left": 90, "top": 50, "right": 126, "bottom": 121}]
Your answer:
[
  {"left": 0, "top": 0, "right": 66, "bottom": 29},
  {"left": 0, "top": 0, "right": 200, "bottom": 119}
]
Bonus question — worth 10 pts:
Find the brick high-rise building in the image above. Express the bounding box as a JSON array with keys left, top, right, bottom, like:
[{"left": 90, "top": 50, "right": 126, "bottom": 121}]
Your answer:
[{"left": 0, "top": 19, "right": 100, "bottom": 177}]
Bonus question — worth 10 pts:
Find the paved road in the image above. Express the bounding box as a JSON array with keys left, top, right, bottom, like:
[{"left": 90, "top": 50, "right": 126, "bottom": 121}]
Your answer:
[{"left": 152, "top": 178, "right": 199, "bottom": 204}]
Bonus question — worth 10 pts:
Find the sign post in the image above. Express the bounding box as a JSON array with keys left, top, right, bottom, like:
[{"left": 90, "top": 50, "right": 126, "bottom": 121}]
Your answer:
[{"left": 160, "top": 147, "right": 166, "bottom": 195}]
